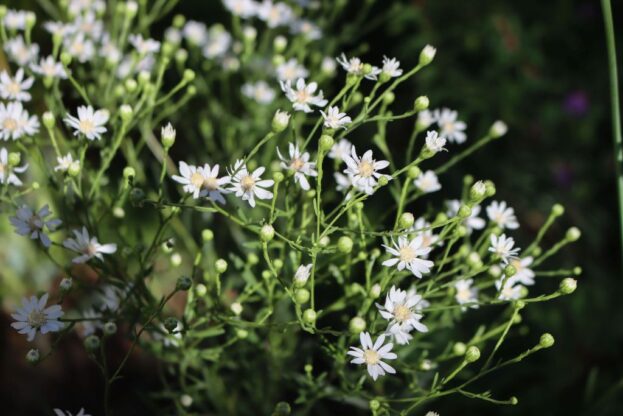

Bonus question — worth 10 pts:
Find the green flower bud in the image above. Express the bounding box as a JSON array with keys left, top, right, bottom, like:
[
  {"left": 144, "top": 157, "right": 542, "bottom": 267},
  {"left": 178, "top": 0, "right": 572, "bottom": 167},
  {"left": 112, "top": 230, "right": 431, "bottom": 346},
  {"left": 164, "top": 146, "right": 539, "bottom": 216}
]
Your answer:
[
  {"left": 248, "top": 253, "right": 259, "bottom": 265},
  {"left": 470, "top": 180, "right": 487, "bottom": 201},
  {"left": 573, "top": 266, "right": 582, "bottom": 276},
  {"left": 466, "top": 252, "right": 482, "bottom": 269},
  {"left": 273, "top": 401, "right": 291, "bottom": 416},
  {"left": 68, "top": 161, "right": 81, "bottom": 177},
  {"left": 414, "top": 96, "right": 429, "bottom": 111},
  {"left": 337, "top": 236, "right": 353, "bottom": 253},
  {"left": 294, "top": 288, "right": 310, "bottom": 304},
  {"left": 215, "top": 259, "right": 228, "bottom": 274},
  {"left": 349, "top": 317, "right": 366, "bottom": 334},
  {"left": 202, "top": 229, "right": 214, "bottom": 242},
  {"left": 378, "top": 176, "right": 389, "bottom": 186},
  {"left": 175, "top": 49, "right": 188, "bottom": 64},
  {"left": 302, "top": 308, "right": 317, "bottom": 324},
  {"left": 103, "top": 321, "right": 117, "bottom": 336},
  {"left": 566, "top": 227, "right": 581, "bottom": 241},
  {"left": 488, "top": 264, "right": 502, "bottom": 278},
  {"left": 465, "top": 346, "right": 481, "bottom": 363},
  {"left": 183, "top": 69, "right": 196, "bottom": 82},
  {"left": 119, "top": 104, "right": 133, "bottom": 122},
  {"left": 458, "top": 205, "right": 472, "bottom": 219},
  {"left": 383, "top": 91, "right": 395, "bottom": 105},
  {"left": 123, "top": 167, "right": 136, "bottom": 180},
  {"left": 60, "top": 52, "right": 72, "bottom": 66},
  {"left": 260, "top": 224, "right": 275, "bottom": 242},
  {"left": 504, "top": 264, "right": 517, "bottom": 277},
  {"left": 552, "top": 203, "right": 565, "bottom": 216},
  {"left": 26, "top": 348, "right": 40, "bottom": 364},
  {"left": 434, "top": 212, "right": 448, "bottom": 225},
  {"left": 236, "top": 328, "right": 249, "bottom": 339},
  {"left": 484, "top": 180, "right": 496, "bottom": 197},
  {"left": 172, "top": 14, "right": 185, "bottom": 28},
  {"left": 419, "top": 44, "right": 437, "bottom": 66},
  {"left": 273, "top": 259, "right": 284, "bottom": 270},
  {"left": 272, "top": 110, "right": 290, "bottom": 133},
  {"left": 273, "top": 171, "right": 285, "bottom": 183},
  {"left": 8, "top": 152, "right": 21, "bottom": 167},
  {"left": 164, "top": 317, "right": 179, "bottom": 333},
  {"left": 455, "top": 225, "right": 468, "bottom": 237},
  {"left": 399, "top": 213, "right": 414, "bottom": 229},
  {"left": 319, "top": 134, "right": 334, "bottom": 153},
  {"left": 273, "top": 35, "right": 287, "bottom": 53},
  {"left": 369, "top": 400, "right": 381, "bottom": 411},
  {"left": 138, "top": 70, "right": 151, "bottom": 85},
  {"left": 318, "top": 236, "right": 330, "bottom": 248},
  {"left": 369, "top": 283, "right": 381, "bottom": 299},
  {"left": 510, "top": 397, "right": 518, "bottom": 405},
  {"left": 180, "top": 394, "right": 193, "bottom": 407},
  {"left": 272, "top": 54, "right": 285, "bottom": 66},
  {"left": 125, "top": 1, "right": 138, "bottom": 17},
  {"left": 84, "top": 335, "right": 101, "bottom": 351},
  {"left": 0, "top": 6, "right": 7, "bottom": 19},
  {"left": 195, "top": 283, "right": 207, "bottom": 296},
  {"left": 261, "top": 270, "right": 271, "bottom": 280},
  {"left": 42, "top": 112, "right": 55, "bottom": 129},
  {"left": 489, "top": 120, "right": 508, "bottom": 138},
  {"left": 559, "top": 278, "right": 577, "bottom": 295},
  {"left": 362, "top": 63, "right": 373, "bottom": 75},
  {"left": 407, "top": 166, "right": 422, "bottom": 179},
  {"left": 453, "top": 342, "right": 467, "bottom": 355},
  {"left": 539, "top": 333, "right": 555, "bottom": 348},
  {"left": 161, "top": 122, "right": 176, "bottom": 148},
  {"left": 176, "top": 276, "right": 192, "bottom": 291}
]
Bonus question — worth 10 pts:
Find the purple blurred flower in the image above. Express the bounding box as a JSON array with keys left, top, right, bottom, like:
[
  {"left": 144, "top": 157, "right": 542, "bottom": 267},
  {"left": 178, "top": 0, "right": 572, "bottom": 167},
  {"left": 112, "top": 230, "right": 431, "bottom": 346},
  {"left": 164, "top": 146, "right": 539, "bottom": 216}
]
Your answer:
[{"left": 563, "top": 90, "right": 589, "bottom": 117}]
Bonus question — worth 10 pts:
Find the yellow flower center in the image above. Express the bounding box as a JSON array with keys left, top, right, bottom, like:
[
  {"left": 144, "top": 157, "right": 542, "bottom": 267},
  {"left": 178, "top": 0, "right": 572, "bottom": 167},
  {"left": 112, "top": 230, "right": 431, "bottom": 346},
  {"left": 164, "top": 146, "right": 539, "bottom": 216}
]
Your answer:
[
  {"left": 190, "top": 172, "right": 205, "bottom": 188},
  {"left": 7, "top": 81, "right": 21, "bottom": 95},
  {"left": 241, "top": 175, "right": 255, "bottom": 191},
  {"left": 3, "top": 118, "right": 18, "bottom": 131},
  {"left": 443, "top": 121, "right": 455, "bottom": 133},
  {"left": 296, "top": 89, "right": 310, "bottom": 103},
  {"left": 79, "top": 119, "right": 95, "bottom": 134},
  {"left": 399, "top": 246, "right": 416, "bottom": 262},
  {"left": 290, "top": 158, "right": 304, "bottom": 171},
  {"left": 358, "top": 160, "right": 374, "bottom": 178},
  {"left": 363, "top": 349, "right": 380, "bottom": 365},
  {"left": 204, "top": 176, "right": 218, "bottom": 191},
  {"left": 457, "top": 288, "right": 471, "bottom": 302},
  {"left": 393, "top": 304, "right": 411, "bottom": 322},
  {"left": 510, "top": 259, "right": 523, "bottom": 272},
  {"left": 27, "top": 310, "right": 46, "bottom": 328}
]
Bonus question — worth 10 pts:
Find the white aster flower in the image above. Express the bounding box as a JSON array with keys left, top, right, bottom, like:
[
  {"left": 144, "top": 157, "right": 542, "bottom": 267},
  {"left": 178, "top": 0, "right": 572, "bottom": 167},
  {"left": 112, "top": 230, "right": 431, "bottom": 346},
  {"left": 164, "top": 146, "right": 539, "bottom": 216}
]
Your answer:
[
  {"left": 0, "top": 68, "right": 34, "bottom": 101},
  {"left": 293, "top": 263, "right": 312, "bottom": 286},
  {"left": 183, "top": 21, "right": 208, "bottom": 46},
  {"left": 257, "top": 0, "right": 294, "bottom": 28},
  {"left": 3, "top": 9, "right": 28, "bottom": 31},
  {"left": 320, "top": 106, "right": 351, "bottom": 129},
  {"left": 10, "top": 205, "right": 62, "bottom": 248},
  {"left": 4, "top": 36, "right": 39, "bottom": 66},
  {"left": 342, "top": 146, "right": 390, "bottom": 195},
  {"left": 277, "top": 142, "right": 317, "bottom": 190},
  {"left": 454, "top": 278, "right": 478, "bottom": 309},
  {"left": 334, "top": 172, "right": 353, "bottom": 193},
  {"left": 73, "top": 11, "right": 104, "bottom": 39},
  {"left": 382, "top": 236, "right": 434, "bottom": 278},
  {"left": 0, "top": 101, "right": 40, "bottom": 140},
  {"left": 410, "top": 217, "right": 440, "bottom": 254},
  {"left": 508, "top": 256, "right": 535, "bottom": 286},
  {"left": 0, "top": 147, "right": 28, "bottom": 186},
  {"left": 241, "top": 81, "right": 276, "bottom": 104},
  {"left": 44, "top": 21, "right": 75, "bottom": 38},
  {"left": 328, "top": 138, "right": 352, "bottom": 161},
  {"left": 496, "top": 278, "right": 523, "bottom": 301},
  {"left": 446, "top": 200, "right": 485, "bottom": 233},
  {"left": 172, "top": 161, "right": 230, "bottom": 203},
  {"left": 436, "top": 108, "right": 467, "bottom": 144},
  {"left": 336, "top": 53, "right": 380, "bottom": 80},
  {"left": 64, "top": 105, "right": 109, "bottom": 141},
  {"left": 381, "top": 56, "right": 403, "bottom": 78},
  {"left": 223, "top": 0, "right": 258, "bottom": 18},
  {"left": 290, "top": 19, "right": 322, "bottom": 40},
  {"left": 281, "top": 78, "right": 328, "bottom": 113},
  {"left": 417, "top": 109, "right": 434, "bottom": 130},
  {"left": 203, "top": 27, "right": 232, "bottom": 59},
  {"left": 64, "top": 33, "right": 95, "bottom": 63},
  {"left": 414, "top": 170, "right": 441, "bottom": 194},
  {"left": 424, "top": 130, "right": 447, "bottom": 153},
  {"left": 276, "top": 58, "right": 309, "bottom": 82},
  {"left": 129, "top": 34, "right": 161, "bottom": 55},
  {"left": 53, "top": 408, "right": 91, "bottom": 416},
  {"left": 488, "top": 233, "right": 520, "bottom": 264},
  {"left": 486, "top": 200, "right": 519, "bottom": 230},
  {"left": 30, "top": 55, "right": 68, "bottom": 79},
  {"left": 228, "top": 160, "right": 274, "bottom": 207},
  {"left": 63, "top": 227, "right": 117, "bottom": 264},
  {"left": 11, "top": 293, "right": 64, "bottom": 342},
  {"left": 55, "top": 153, "right": 80, "bottom": 173},
  {"left": 377, "top": 286, "right": 428, "bottom": 345},
  {"left": 347, "top": 332, "right": 397, "bottom": 381}
]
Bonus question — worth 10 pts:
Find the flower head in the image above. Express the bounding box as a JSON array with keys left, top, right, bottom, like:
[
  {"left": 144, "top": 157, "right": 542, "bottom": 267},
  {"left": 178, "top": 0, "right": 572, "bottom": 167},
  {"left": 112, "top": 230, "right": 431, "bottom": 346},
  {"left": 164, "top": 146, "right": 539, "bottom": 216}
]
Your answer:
[
  {"left": 347, "top": 332, "right": 397, "bottom": 380},
  {"left": 63, "top": 227, "right": 117, "bottom": 264},
  {"left": 336, "top": 53, "right": 380, "bottom": 80},
  {"left": 486, "top": 200, "right": 519, "bottom": 230},
  {"left": 280, "top": 78, "right": 328, "bottom": 113},
  {"left": 294, "top": 264, "right": 312, "bottom": 286},
  {"left": 508, "top": 256, "right": 535, "bottom": 286},
  {"left": 10, "top": 205, "right": 62, "bottom": 248},
  {"left": 377, "top": 286, "right": 428, "bottom": 345},
  {"left": 320, "top": 106, "right": 351, "bottom": 129},
  {"left": 414, "top": 170, "right": 441, "bottom": 194},
  {"left": 382, "top": 236, "right": 434, "bottom": 278},
  {"left": 454, "top": 278, "right": 478, "bottom": 308},
  {"left": 328, "top": 138, "right": 352, "bottom": 161},
  {"left": 129, "top": 34, "right": 161, "bottom": 55},
  {"left": 30, "top": 55, "right": 67, "bottom": 79},
  {"left": 172, "top": 161, "right": 231, "bottom": 203},
  {"left": 381, "top": 56, "right": 403, "bottom": 78},
  {"left": 242, "top": 81, "right": 276, "bottom": 104},
  {"left": 488, "top": 233, "right": 520, "bottom": 264},
  {"left": 0, "top": 101, "right": 39, "bottom": 140},
  {"left": 277, "top": 142, "right": 317, "bottom": 190},
  {"left": 0, "top": 68, "right": 34, "bottom": 101},
  {"left": 64, "top": 106, "right": 109, "bottom": 141},
  {"left": 11, "top": 293, "right": 64, "bottom": 342},
  {"left": 425, "top": 130, "right": 447, "bottom": 153},
  {"left": 342, "top": 146, "right": 390, "bottom": 195},
  {"left": 228, "top": 160, "right": 274, "bottom": 207},
  {"left": 276, "top": 58, "right": 309, "bottom": 82},
  {"left": 223, "top": 0, "right": 259, "bottom": 18},
  {"left": 55, "top": 153, "right": 80, "bottom": 173},
  {"left": 435, "top": 108, "right": 467, "bottom": 144}
]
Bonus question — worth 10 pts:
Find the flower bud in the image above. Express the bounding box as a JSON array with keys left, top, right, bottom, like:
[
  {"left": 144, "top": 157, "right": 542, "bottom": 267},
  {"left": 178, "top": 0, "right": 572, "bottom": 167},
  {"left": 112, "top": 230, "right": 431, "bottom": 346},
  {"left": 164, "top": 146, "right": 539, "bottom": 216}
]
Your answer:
[
  {"left": 84, "top": 335, "right": 101, "bottom": 351},
  {"left": 369, "top": 400, "right": 381, "bottom": 411},
  {"left": 172, "top": 14, "right": 185, "bottom": 28},
  {"left": 60, "top": 277, "right": 73, "bottom": 292},
  {"left": 317, "top": 236, "right": 330, "bottom": 248},
  {"left": 484, "top": 180, "right": 496, "bottom": 197},
  {"left": 164, "top": 317, "right": 179, "bottom": 333},
  {"left": 125, "top": 1, "right": 138, "bottom": 17},
  {"left": 302, "top": 308, "right": 317, "bottom": 324},
  {"left": 273, "top": 35, "right": 287, "bottom": 53},
  {"left": 504, "top": 264, "right": 517, "bottom": 277},
  {"left": 455, "top": 225, "right": 467, "bottom": 237},
  {"left": 260, "top": 224, "right": 275, "bottom": 242},
  {"left": 453, "top": 342, "right": 467, "bottom": 355},
  {"left": 414, "top": 96, "right": 429, "bottom": 111},
  {"left": 489, "top": 264, "right": 502, "bottom": 278},
  {"left": 383, "top": 91, "right": 395, "bottom": 105},
  {"left": 123, "top": 167, "right": 136, "bottom": 179},
  {"left": 170, "top": 252, "right": 182, "bottom": 267},
  {"left": 183, "top": 69, "right": 196, "bottom": 82},
  {"left": 26, "top": 348, "right": 40, "bottom": 364},
  {"left": 8, "top": 152, "right": 21, "bottom": 167},
  {"left": 378, "top": 176, "right": 389, "bottom": 186},
  {"left": 60, "top": 52, "right": 72, "bottom": 66},
  {"left": 181, "top": 394, "right": 193, "bottom": 408},
  {"left": 294, "top": 288, "right": 310, "bottom": 304},
  {"left": 161, "top": 122, "right": 176, "bottom": 148},
  {"left": 67, "top": 161, "right": 81, "bottom": 177},
  {"left": 337, "top": 236, "right": 353, "bottom": 253},
  {"left": 539, "top": 333, "right": 555, "bottom": 348},
  {"left": 466, "top": 252, "right": 482, "bottom": 269},
  {"left": 175, "top": 49, "right": 188, "bottom": 64},
  {"left": 231, "top": 302, "right": 243, "bottom": 315},
  {"left": 272, "top": 110, "right": 290, "bottom": 133},
  {"left": 236, "top": 328, "right": 248, "bottom": 339},
  {"left": 248, "top": 253, "right": 259, "bottom": 265},
  {"left": 573, "top": 266, "right": 582, "bottom": 276},
  {"left": 489, "top": 120, "right": 508, "bottom": 138},
  {"left": 319, "top": 134, "right": 334, "bottom": 153},
  {"left": 103, "top": 321, "right": 117, "bottom": 336},
  {"left": 566, "top": 227, "right": 581, "bottom": 241},
  {"left": 407, "top": 166, "right": 421, "bottom": 179},
  {"left": 397, "top": 213, "right": 414, "bottom": 229},
  {"left": 349, "top": 317, "right": 366, "bottom": 334},
  {"left": 458, "top": 205, "right": 472, "bottom": 219},
  {"left": 465, "top": 346, "right": 481, "bottom": 363},
  {"left": 0, "top": 6, "right": 7, "bottom": 19},
  {"left": 559, "top": 278, "right": 577, "bottom": 295},
  {"left": 370, "top": 283, "right": 381, "bottom": 299},
  {"left": 119, "top": 104, "right": 133, "bottom": 122},
  {"left": 42, "top": 112, "right": 55, "bottom": 129},
  {"left": 273, "top": 401, "right": 291, "bottom": 416},
  {"left": 176, "top": 276, "right": 192, "bottom": 291},
  {"left": 470, "top": 181, "right": 487, "bottom": 201},
  {"left": 215, "top": 259, "right": 228, "bottom": 273},
  {"left": 552, "top": 203, "right": 565, "bottom": 216},
  {"left": 202, "top": 229, "right": 214, "bottom": 242},
  {"left": 419, "top": 45, "right": 437, "bottom": 66}
]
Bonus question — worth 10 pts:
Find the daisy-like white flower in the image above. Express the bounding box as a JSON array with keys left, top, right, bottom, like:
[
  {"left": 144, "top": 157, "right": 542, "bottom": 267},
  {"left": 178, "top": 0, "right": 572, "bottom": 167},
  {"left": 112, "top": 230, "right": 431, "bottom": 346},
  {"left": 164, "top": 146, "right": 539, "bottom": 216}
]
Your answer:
[
  {"left": 63, "top": 227, "right": 117, "bottom": 264},
  {"left": 276, "top": 58, "right": 309, "bottom": 82},
  {"left": 328, "top": 138, "right": 352, "bottom": 161},
  {"left": 64, "top": 33, "right": 95, "bottom": 63},
  {"left": 320, "top": 106, "right": 351, "bottom": 129},
  {"left": 0, "top": 147, "right": 28, "bottom": 186},
  {"left": 454, "top": 278, "right": 479, "bottom": 309},
  {"left": 488, "top": 233, "right": 520, "bottom": 264},
  {"left": 44, "top": 21, "right": 75, "bottom": 38},
  {"left": 293, "top": 264, "right": 312, "bottom": 286},
  {"left": 3, "top": 9, "right": 28, "bottom": 31},
  {"left": 486, "top": 200, "right": 519, "bottom": 230},
  {"left": 129, "top": 34, "right": 161, "bottom": 55},
  {"left": 55, "top": 153, "right": 80, "bottom": 173},
  {"left": 10, "top": 205, "right": 62, "bottom": 248},
  {"left": 53, "top": 408, "right": 91, "bottom": 416},
  {"left": 410, "top": 217, "right": 440, "bottom": 254},
  {"left": 377, "top": 286, "right": 428, "bottom": 345},
  {"left": 424, "top": 130, "right": 447, "bottom": 153},
  {"left": 223, "top": 0, "right": 259, "bottom": 18},
  {"left": 4, "top": 36, "right": 39, "bottom": 66},
  {"left": 446, "top": 200, "right": 485, "bottom": 233},
  {"left": 508, "top": 256, "right": 535, "bottom": 286},
  {"left": 436, "top": 108, "right": 467, "bottom": 144},
  {"left": 257, "top": 0, "right": 294, "bottom": 28},
  {"left": 342, "top": 146, "right": 390, "bottom": 195},
  {"left": 496, "top": 278, "right": 523, "bottom": 301},
  {"left": 228, "top": 160, "right": 274, "bottom": 207},
  {"left": 0, "top": 101, "right": 40, "bottom": 140},
  {"left": 414, "top": 170, "right": 441, "bottom": 194},
  {"left": 172, "top": 161, "right": 230, "bottom": 202},
  {"left": 73, "top": 11, "right": 104, "bottom": 39},
  {"left": 290, "top": 19, "right": 322, "bottom": 40},
  {"left": 321, "top": 56, "right": 337, "bottom": 75},
  {"left": 347, "top": 332, "right": 397, "bottom": 381},
  {"left": 382, "top": 236, "right": 434, "bottom": 278},
  {"left": 241, "top": 81, "right": 276, "bottom": 104},
  {"left": 334, "top": 172, "right": 353, "bottom": 193},
  {"left": 183, "top": 20, "right": 208, "bottom": 46},
  {"left": 277, "top": 142, "right": 317, "bottom": 190},
  {"left": 30, "top": 55, "right": 68, "bottom": 79},
  {"left": 336, "top": 53, "right": 380, "bottom": 80},
  {"left": 203, "top": 27, "right": 232, "bottom": 59},
  {"left": 0, "top": 68, "right": 34, "bottom": 101},
  {"left": 416, "top": 109, "right": 435, "bottom": 130},
  {"left": 11, "top": 293, "right": 64, "bottom": 342},
  {"left": 381, "top": 56, "right": 403, "bottom": 78},
  {"left": 64, "top": 106, "right": 109, "bottom": 141},
  {"left": 280, "top": 78, "right": 328, "bottom": 113}
]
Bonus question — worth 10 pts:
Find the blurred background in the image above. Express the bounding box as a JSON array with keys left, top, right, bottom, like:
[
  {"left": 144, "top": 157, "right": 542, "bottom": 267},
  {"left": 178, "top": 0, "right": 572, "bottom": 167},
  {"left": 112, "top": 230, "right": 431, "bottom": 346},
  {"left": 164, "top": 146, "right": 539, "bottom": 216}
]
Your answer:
[{"left": 1, "top": 0, "right": 622, "bottom": 415}]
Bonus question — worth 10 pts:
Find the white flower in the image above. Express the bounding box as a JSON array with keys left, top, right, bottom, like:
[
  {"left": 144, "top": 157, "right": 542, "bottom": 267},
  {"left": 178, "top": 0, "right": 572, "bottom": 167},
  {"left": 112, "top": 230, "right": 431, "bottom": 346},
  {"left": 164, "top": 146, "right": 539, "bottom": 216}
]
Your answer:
[
  {"left": 436, "top": 108, "right": 467, "bottom": 144},
  {"left": 381, "top": 56, "right": 403, "bottom": 78},
  {"left": 0, "top": 101, "right": 40, "bottom": 140},
  {"left": 328, "top": 138, "right": 352, "bottom": 161},
  {"left": 410, "top": 217, "right": 440, "bottom": 254},
  {"left": 294, "top": 264, "right": 312, "bottom": 285},
  {"left": 0, "top": 69, "right": 34, "bottom": 101},
  {"left": 290, "top": 19, "right": 322, "bottom": 40},
  {"left": 486, "top": 200, "right": 519, "bottom": 230},
  {"left": 277, "top": 142, "right": 317, "bottom": 190},
  {"left": 55, "top": 153, "right": 80, "bottom": 173},
  {"left": 4, "top": 36, "right": 39, "bottom": 66},
  {"left": 347, "top": 332, "right": 397, "bottom": 381},
  {"left": 336, "top": 53, "right": 380, "bottom": 80},
  {"left": 417, "top": 109, "right": 434, "bottom": 130},
  {"left": 508, "top": 256, "right": 535, "bottom": 286},
  {"left": 3, "top": 9, "right": 28, "bottom": 31},
  {"left": 276, "top": 58, "right": 309, "bottom": 82},
  {"left": 342, "top": 146, "right": 390, "bottom": 195},
  {"left": 63, "top": 227, "right": 117, "bottom": 264},
  {"left": 11, "top": 293, "right": 64, "bottom": 342},
  {"left": 30, "top": 55, "right": 67, "bottom": 79},
  {"left": 64, "top": 105, "right": 109, "bottom": 141},
  {"left": 321, "top": 56, "right": 337, "bottom": 75},
  {"left": 257, "top": 0, "right": 294, "bottom": 28},
  {"left": 446, "top": 200, "right": 485, "bottom": 233},
  {"left": 53, "top": 408, "right": 91, "bottom": 416},
  {"left": 228, "top": 160, "right": 274, "bottom": 207},
  {"left": 377, "top": 286, "right": 428, "bottom": 345},
  {"left": 382, "top": 236, "right": 434, "bottom": 278},
  {"left": 320, "top": 106, "right": 351, "bottom": 129},
  {"left": 64, "top": 33, "right": 95, "bottom": 63},
  {"left": 0, "top": 147, "right": 28, "bottom": 186},
  {"left": 183, "top": 21, "right": 208, "bottom": 46},
  {"left": 496, "top": 278, "right": 523, "bottom": 301},
  {"left": 488, "top": 233, "right": 520, "bottom": 264},
  {"left": 44, "top": 21, "right": 75, "bottom": 38},
  {"left": 129, "top": 34, "right": 161, "bottom": 55},
  {"left": 161, "top": 122, "right": 176, "bottom": 143},
  {"left": 414, "top": 170, "right": 441, "bottom": 193},
  {"left": 334, "top": 172, "right": 353, "bottom": 193},
  {"left": 280, "top": 78, "right": 328, "bottom": 113},
  {"left": 425, "top": 130, "right": 446, "bottom": 153},
  {"left": 10, "top": 205, "right": 62, "bottom": 248},
  {"left": 454, "top": 278, "right": 478, "bottom": 308},
  {"left": 73, "top": 11, "right": 104, "bottom": 39},
  {"left": 203, "top": 27, "right": 232, "bottom": 59},
  {"left": 223, "top": 0, "right": 259, "bottom": 18},
  {"left": 172, "top": 161, "right": 231, "bottom": 203},
  {"left": 241, "top": 81, "right": 276, "bottom": 104},
  {"left": 69, "top": 0, "right": 105, "bottom": 14}
]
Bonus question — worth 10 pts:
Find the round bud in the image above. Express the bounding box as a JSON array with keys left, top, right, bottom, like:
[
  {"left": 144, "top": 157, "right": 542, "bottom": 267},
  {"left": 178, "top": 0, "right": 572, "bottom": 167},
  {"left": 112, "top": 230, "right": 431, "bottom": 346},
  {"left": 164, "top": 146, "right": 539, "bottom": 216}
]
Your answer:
[
  {"left": 419, "top": 359, "right": 434, "bottom": 371},
  {"left": 294, "top": 288, "right": 310, "bottom": 304},
  {"left": 484, "top": 180, "right": 496, "bottom": 197},
  {"left": 466, "top": 252, "right": 482, "bottom": 269},
  {"left": 504, "top": 264, "right": 517, "bottom": 277},
  {"left": 236, "top": 328, "right": 248, "bottom": 339},
  {"left": 539, "top": 333, "right": 555, "bottom": 348},
  {"left": 215, "top": 259, "right": 228, "bottom": 274},
  {"left": 362, "top": 63, "right": 373, "bottom": 76},
  {"left": 304, "top": 364, "right": 313, "bottom": 373},
  {"left": 369, "top": 400, "right": 381, "bottom": 411},
  {"left": 164, "top": 317, "right": 179, "bottom": 333},
  {"left": 302, "top": 309, "right": 317, "bottom": 324},
  {"left": 273, "top": 401, "right": 291, "bottom": 416},
  {"left": 337, "top": 236, "right": 353, "bottom": 253},
  {"left": 202, "top": 229, "right": 214, "bottom": 242},
  {"left": 559, "top": 278, "right": 577, "bottom": 295},
  {"left": 180, "top": 394, "right": 193, "bottom": 408},
  {"left": 457, "top": 205, "right": 472, "bottom": 219},
  {"left": 242, "top": 26, "right": 257, "bottom": 41},
  {"left": 272, "top": 110, "right": 290, "bottom": 133},
  {"left": 260, "top": 224, "right": 275, "bottom": 242},
  {"left": 465, "top": 346, "right": 481, "bottom": 363},
  {"left": 230, "top": 302, "right": 243, "bottom": 315},
  {"left": 272, "top": 171, "right": 285, "bottom": 184},
  {"left": 407, "top": 166, "right": 422, "bottom": 179},
  {"left": 349, "top": 317, "right": 366, "bottom": 334},
  {"left": 103, "top": 321, "right": 117, "bottom": 336},
  {"left": 510, "top": 397, "right": 518, "bottom": 405},
  {"left": 175, "top": 49, "right": 188, "bottom": 64},
  {"left": 573, "top": 266, "right": 582, "bottom": 276},
  {"left": 470, "top": 181, "right": 487, "bottom": 201},
  {"left": 172, "top": 14, "right": 185, "bottom": 28},
  {"left": 455, "top": 225, "right": 467, "bottom": 237},
  {"left": 489, "top": 264, "right": 502, "bottom": 278},
  {"left": 161, "top": 122, "right": 176, "bottom": 148},
  {"left": 319, "top": 134, "right": 334, "bottom": 153},
  {"left": 273, "top": 35, "right": 287, "bottom": 52},
  {"left": 137, "top": 71, "right": 151, "bottom": 85},
  {"left": 414, "top": 96, "right": 429, "bottom": 111},
  {"left": 195, "top": 283, "right": 207, "bottom": 296},
  {"left": 273, "top": 259, "right": 284, "bottom": 270},
  {"left": 84, "top": 335, "right": 101, "bottom": 351},
  {"left": 261, "top": 270, "right": 271, "bottom": 280},
  {"left": 552, "top": 203, "right": 565, "bottom": 216},
  {"left": 489, "top": 120, "right": 508, "bottom": 138},
  {"left": 170, "top": 252, "right": 182, "bottom": 267},
  {"left": 123, "top": 167, "right": 136, "bottom": 180},
  {"left": 60, "top": 52, "right": 72, "bottom": 66},
  {"left": 318, "top": 236, "right": 330, "bottom": 248},
  {"left": 566, "top": 227, "right": 581, "bottom": 241},
  {"left": 125, "top": 1, "right": 138, "bottom": 17},
  {"left": 248, "top": 253, "right": 259, "bottom": 265},
  {"left": 434, "top": 212, "right": 448, "bottom": 225},
  {"left": 515, "top": 300, "right": 526, "bottom": 310},
  {"left": 369, "top": 283, "right": 381, "bottom": 299},
  {"left": 32, "top": 182, "right": 40, "bottom": 190},
  {"left": 419, "top": 44, "right": 437, "bottom": 66},
  {"left": 0, "top": 6, "right": 7, "bottom": 19},
  {"left": 399, "top": 213, "right": 415, "bottom": 229},
  {"left": 42, "top": 112, "right": 55, "bottom": 129},
  {"left": 66, "top": 161, "right": 81, "bottom": 177},
  {"left": 119, "top": 104, "right": 133, "bottom": 122},
  {"left": 453, "top": 342, "right": 467, "bottom": 356},
  {"left": 183, "top": 69, "right": 196, "bottom": 82},
  {"left": 113, "top": 207, "right": 125, "bottom": 218},
  {"left": 60, "top": 277, "right": 73, "bottom": 292},
  {"left": 8, "top": 152, "right": 21, "bottom": 167},
  {"left": 26, "top": 348, "right": 40, "bottom": 364},
  {"left": 383, "top": 91, "right": 395, "bottom": 105},
  {"left": 378, "top": 176, "right": 389, "bottom": 187},
  {"left": 176, "top": 276, "right": 192, "bottom": 291}
]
